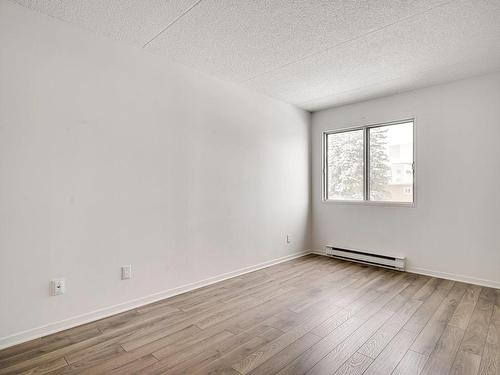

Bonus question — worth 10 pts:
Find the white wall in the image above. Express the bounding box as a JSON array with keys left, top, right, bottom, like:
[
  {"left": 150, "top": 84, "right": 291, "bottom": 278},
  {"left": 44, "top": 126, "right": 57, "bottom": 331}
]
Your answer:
[
  {"left": 0, "top": 2, "right": 310, "bottom": 347},
  {"left": 312, "top": 73, "right": 500, "bottom": 288}
]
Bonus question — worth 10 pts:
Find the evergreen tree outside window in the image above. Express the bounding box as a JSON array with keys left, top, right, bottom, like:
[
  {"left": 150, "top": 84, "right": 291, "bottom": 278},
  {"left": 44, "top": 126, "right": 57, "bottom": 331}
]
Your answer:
[
  {"left": 324, "top": 120, "right": 414, "bottom": 203},
  {"left": 326, "top": 129, "right": 364, "bottom": 200}
]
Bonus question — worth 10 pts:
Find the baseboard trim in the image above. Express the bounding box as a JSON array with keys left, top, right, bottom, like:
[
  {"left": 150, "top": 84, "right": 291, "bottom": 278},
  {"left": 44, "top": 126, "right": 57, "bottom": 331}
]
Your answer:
[
  {"left": 311, "top": 250, "right": 500, "bottom": 289},
  {"left": 405, "top": 266, "right": 500, "bottom": 289},
  {"left": 0, "top": 250, "right": 310, "bottom": 350}
]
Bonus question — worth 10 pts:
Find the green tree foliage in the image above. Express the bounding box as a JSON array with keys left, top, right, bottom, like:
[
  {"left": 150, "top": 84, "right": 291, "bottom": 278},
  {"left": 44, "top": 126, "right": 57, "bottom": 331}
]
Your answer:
[
  {"left": 327, "top": 131, "right": 363, "bottom": 199},
  {"left": 369, "top": 128, "right": 391, "bottom": 200},
  {"left": 327, "top": 128, "right": 390, "bottom": 200}
]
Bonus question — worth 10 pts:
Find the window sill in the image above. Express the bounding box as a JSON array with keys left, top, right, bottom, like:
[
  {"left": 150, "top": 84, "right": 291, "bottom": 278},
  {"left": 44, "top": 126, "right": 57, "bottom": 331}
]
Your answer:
[{"left": 322, "top": 199, "right": 416, "bottom": 208}]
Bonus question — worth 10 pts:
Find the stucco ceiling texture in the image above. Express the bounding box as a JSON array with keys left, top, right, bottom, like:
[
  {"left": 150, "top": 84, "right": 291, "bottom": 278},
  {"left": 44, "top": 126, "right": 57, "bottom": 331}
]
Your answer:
[{"left": 13, "top": 0, "right": 500, "bottom": 111}]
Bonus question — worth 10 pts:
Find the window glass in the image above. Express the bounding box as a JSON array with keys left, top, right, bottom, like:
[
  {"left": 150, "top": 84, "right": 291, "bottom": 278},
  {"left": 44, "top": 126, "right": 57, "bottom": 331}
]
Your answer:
[
  {"left": 326, "top": 130, "right": 364, "bottom": 200},
  {"left": 369, "top": 122, "right": 413, "bottom": 202}
]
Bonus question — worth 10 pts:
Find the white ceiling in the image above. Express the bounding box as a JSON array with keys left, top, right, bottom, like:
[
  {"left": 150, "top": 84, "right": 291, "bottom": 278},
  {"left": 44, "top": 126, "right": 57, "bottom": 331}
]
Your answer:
[{"left": 12, "top": 0, "right": 500, "bottom": 111}]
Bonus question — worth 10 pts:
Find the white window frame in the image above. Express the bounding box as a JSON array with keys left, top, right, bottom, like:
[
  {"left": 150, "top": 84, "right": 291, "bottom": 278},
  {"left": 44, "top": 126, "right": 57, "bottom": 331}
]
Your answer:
[{"left": 322, "top": 118, "right": 416, "bottom": 206}]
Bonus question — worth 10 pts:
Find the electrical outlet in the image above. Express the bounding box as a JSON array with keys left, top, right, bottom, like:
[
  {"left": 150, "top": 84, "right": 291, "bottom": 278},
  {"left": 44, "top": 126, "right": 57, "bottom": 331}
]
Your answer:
[
  {"left": 121, "top": 265, "right": 132, "bottom": 280},
  {"left": 286, "top": 235, "right": 291, "bottom": 244},
  {"left": 51, "top": 278, "right": 65, "bottom": 296}
]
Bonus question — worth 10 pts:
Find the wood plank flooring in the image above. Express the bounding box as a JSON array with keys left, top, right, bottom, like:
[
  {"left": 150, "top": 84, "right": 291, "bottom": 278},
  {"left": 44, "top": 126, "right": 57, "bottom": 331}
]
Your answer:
[{"left": 0, "top": 254, "right": 499, "bottom": 375}]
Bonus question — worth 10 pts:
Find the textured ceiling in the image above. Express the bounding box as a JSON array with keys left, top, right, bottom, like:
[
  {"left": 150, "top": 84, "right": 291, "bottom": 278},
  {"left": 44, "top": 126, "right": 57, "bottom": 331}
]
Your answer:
[{"left": 12, "top": 0, "right": 500, "bottom": 111}]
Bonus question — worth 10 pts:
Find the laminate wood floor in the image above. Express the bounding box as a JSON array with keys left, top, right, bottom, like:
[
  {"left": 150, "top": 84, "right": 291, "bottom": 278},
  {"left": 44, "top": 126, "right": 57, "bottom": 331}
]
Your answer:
[{"left": 1, "top": 255, "right": 499, "bottom": 375}]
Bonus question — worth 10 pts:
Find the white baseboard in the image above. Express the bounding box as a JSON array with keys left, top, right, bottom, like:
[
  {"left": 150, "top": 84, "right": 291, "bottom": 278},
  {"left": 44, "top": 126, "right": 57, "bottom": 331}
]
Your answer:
[
  {"left": 310, "top": 250, "right": 327, "bottom": 256},
  {"left": 0, "top": 250, "right": 310, "bottom": 350},
  {"left": 311, "top": 250, "right": 500, "bottom": 289},
  {"left": 405, "top": 266, "right": 500, "bottom": 289}
]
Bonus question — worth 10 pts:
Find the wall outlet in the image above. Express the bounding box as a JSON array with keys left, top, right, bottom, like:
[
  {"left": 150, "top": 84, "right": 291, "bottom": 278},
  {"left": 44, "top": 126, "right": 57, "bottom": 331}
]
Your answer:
[
  {"left": 286, "top": 234, "right": 291, "bottom": 244},
  {"left": 121, "top": 265, "right": 132, "bottom": 280},
  {"left": 50, "top": 278, "right": 65, "bottom": 296}
]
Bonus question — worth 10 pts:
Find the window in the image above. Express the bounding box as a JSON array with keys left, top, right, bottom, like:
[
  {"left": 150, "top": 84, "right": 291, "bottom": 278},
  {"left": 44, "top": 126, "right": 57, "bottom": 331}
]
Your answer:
[{"left": 324, "top": 120, "right": 414, "bottom": 203}]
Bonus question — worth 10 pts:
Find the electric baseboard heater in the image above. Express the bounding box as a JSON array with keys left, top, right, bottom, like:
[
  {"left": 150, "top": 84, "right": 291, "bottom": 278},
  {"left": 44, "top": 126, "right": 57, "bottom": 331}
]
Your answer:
[{"left": 326, "top": 246, "right": 406, "bottom": 271}]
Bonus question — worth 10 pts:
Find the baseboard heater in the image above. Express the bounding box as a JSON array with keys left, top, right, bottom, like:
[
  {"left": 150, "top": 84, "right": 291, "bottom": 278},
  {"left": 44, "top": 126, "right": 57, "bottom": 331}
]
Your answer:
[{"left": 325, "top": 246, "right": 406, "bottom": 271}]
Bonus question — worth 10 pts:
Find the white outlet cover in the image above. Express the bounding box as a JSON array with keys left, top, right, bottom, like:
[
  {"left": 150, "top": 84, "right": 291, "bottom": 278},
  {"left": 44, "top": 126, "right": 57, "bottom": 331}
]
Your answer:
[{"left": 51, "top": 278, "right": 65, "bottom": 296}]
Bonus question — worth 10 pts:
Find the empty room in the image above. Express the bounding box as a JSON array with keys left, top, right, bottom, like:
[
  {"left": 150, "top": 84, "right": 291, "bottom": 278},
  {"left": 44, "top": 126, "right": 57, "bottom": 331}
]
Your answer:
[{"left": 1, "top": 1, "right": 499, "bottom": 374}]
